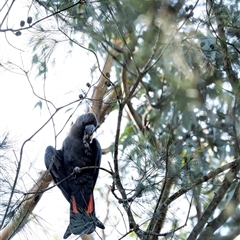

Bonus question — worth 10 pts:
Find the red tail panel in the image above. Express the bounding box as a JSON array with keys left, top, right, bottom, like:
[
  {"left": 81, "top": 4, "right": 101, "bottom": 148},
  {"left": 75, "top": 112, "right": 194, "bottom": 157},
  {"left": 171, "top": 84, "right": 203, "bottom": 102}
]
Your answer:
[
  {"left": 71, "top": 196, "right": 79, "bottom": 213},
  {"left": 86, "top": 194, "right": 94, "bottom": 213}
]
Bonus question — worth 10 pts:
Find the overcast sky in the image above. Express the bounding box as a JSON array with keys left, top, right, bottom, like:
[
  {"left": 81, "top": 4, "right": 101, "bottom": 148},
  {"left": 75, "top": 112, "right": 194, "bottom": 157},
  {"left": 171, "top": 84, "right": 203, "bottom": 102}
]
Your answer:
[{"left": 0, "top": 1, "right": 127, "bottom": 239}]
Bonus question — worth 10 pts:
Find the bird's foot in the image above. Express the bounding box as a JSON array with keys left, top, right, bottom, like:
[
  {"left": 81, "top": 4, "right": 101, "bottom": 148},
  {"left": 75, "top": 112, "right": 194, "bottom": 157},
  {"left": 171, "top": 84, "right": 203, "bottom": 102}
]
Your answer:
[
  {"left": 85, "top": 148, "right": 92, "bottom": 156},
  {"left": 73, "top": 166, "right": 81, "bottom": 174},
  {"left": 83, "top": 138, "right": 90, "bottom": 147},
  {"left": 83, "top": 139, "right": 93, "bottom": 156}
]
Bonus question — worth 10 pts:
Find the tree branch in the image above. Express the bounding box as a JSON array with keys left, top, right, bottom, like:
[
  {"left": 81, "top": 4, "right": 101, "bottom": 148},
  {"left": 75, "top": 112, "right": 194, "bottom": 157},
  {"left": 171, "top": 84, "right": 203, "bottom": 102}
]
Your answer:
[
  {"left": 90, "top": 54, "right": 114, "bottom": 120},
  {"left": 146, "top": 137, "right": 174, "bottom": 240},
  {"left": 187, "top": 165, "right": 238, "bottom": 240},
  {"left": 197, "top": 182, "right": 240, "bottom": 240},
  {"left": 0, "top": 171, "right": 52, "bottom": 240},
  {"left": 207, "top": 0, "right": 236, "bottom": 83}
]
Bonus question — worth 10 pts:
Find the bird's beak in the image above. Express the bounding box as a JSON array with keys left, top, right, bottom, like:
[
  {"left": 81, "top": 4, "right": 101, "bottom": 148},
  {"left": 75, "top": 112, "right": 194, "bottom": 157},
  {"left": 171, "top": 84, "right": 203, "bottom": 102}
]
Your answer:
[{"left": 84, "top": 124, "right": 96, "bottom": 142}]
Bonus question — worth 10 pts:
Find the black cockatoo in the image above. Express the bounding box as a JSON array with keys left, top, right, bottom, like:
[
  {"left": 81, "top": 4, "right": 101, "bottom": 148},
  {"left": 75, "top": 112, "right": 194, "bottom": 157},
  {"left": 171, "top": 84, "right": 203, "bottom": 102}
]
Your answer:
[{"left": 45, "top": 113, "right": 104, "bottom": 238}]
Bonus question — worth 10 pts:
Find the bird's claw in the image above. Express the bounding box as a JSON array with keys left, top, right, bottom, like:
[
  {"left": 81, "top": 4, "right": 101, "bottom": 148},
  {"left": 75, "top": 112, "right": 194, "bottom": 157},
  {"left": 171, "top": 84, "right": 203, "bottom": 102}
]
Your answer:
[
  {"left": 83, "top": 139, "right": 90, "bottom": 148},
  {"left": 85, "top": 148, "right": 92, "bottom": 156},
  {"left": 73, "top": 166, "right": 81, "bottom": 174}
]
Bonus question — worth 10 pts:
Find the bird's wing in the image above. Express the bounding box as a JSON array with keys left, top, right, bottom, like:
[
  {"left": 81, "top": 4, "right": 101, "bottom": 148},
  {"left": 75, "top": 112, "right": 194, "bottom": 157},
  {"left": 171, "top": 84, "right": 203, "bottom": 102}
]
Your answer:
[
  {"left": 91, "top": 138, "right": 102, "bottom": 187},
  {"left": 44, "top": 145, "right": 71, "bottom": 202}
]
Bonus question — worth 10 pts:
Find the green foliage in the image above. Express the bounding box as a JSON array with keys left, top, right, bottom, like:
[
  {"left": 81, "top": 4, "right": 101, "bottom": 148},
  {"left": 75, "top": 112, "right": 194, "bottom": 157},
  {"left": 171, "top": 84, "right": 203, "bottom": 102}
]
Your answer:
[
  {"left": 0, "top": 133, "right": 20, "bottom": 228},
  {"left": 33, "top": 100, "right": 43, "bottom": 110},
  {"left": 21, "top": 0, "right": 240, "bottom": 239}
]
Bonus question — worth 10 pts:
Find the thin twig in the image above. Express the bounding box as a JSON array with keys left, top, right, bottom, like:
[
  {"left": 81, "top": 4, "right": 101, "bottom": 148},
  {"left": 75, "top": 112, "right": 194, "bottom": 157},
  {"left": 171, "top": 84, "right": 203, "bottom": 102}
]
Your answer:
[{"left": 0, "top": 98, "right": 80, "bottom": 229}]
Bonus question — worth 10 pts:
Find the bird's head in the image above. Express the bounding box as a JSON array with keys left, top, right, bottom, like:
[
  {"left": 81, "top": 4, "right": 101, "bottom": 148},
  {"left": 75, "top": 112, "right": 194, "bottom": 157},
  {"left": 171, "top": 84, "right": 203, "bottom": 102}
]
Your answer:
[
  {"left": 84, "top": 124, "right": 97, "bottom": 143},
  {"left": 71, "top": 113, "right": 98, "bottom": 141}
]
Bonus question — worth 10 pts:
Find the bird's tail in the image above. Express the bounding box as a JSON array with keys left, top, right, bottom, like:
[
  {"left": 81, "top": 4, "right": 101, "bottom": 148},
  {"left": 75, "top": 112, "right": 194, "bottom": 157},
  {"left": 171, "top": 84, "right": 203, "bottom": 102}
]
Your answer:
[
  {"left": 63, "top": 195, "right": 104, "bottom": 239},
  {"left": 63, "top": 211, "right": 105, "bottom": 239}
]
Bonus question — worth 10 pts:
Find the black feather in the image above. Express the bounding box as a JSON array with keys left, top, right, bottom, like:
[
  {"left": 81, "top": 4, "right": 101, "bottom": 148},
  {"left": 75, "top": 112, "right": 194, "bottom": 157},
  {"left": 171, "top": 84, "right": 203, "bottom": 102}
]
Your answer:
[{"left": 44, "top": 113, "right": 104, "bottom": 238}]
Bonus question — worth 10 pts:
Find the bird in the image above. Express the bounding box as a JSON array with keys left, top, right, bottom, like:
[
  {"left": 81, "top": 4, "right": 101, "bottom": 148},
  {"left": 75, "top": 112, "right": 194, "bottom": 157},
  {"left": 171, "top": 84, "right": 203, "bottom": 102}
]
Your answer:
[{"left": 44, "top": 112, "right": 105, "bottom": 238}]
